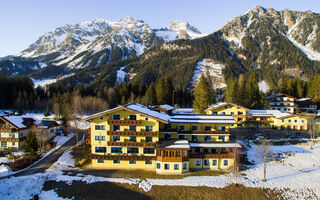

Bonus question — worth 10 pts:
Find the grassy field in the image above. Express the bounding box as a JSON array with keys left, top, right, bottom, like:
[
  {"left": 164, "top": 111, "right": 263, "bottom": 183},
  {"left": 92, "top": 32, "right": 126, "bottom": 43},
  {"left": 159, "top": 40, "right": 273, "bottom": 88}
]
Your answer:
[{"left": 43, "top": 181, "right": 285, "bottom": 200}]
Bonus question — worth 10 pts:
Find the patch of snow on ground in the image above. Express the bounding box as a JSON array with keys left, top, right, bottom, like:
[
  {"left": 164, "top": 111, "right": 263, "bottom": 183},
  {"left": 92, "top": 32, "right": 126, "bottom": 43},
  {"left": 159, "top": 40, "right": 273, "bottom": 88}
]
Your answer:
[
  {"left": 116, "top": 66, "right": 127, "bottom": 83},
  {"left": 258, "top": 80, "right": 270, "bottom": 93},
  {"left": 191, "top": 59, "right": 226, "bottom": 89},
  {"left": 39, "top": 190, "right": 72, "bottom": 200},
  {"left": 0, "top": 157, "right": 10, "bottom": 164},
  {"left": 155, "top": 30, "right": 178, "bottom": 42},
  {"left": 0, "top": 164, "right": 11, "bottom": 177},
  {"left": 49, "top": 149, "right": 76, "bottom": 171},
  {"left": 32, "top": 73, "right": 74, "bottom": 87}
]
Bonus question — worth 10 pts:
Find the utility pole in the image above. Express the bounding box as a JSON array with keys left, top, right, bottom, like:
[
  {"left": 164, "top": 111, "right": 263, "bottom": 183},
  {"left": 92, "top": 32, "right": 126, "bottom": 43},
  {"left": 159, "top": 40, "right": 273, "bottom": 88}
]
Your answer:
[
  {"left": 262, "top": 137, "right": 267, "bottom": 182},
  {"left": 172, "top": 90, "right": 175, "bottom": 106}
]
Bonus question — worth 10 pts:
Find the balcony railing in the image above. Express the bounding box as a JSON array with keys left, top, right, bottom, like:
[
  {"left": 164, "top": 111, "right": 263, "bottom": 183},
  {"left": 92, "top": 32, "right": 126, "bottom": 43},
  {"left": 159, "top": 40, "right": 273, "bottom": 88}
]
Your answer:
[
  {"left": 107, "top": 131, "right": 157, "bottom": 136},
  {"left": 189, "top": 153, "right": 234, "bottom": 159},
  {"left": 107, "top": 119, "right": 142, "bottom": 125},
  {"left": 0, "top": 137, "right": 20, "bottom": 142},
  {"left": 159, "top": 128, "right": 230, "bottom": 134},
  {"left": 90, "top": 154, "right": 156, "bottom": 161},
  {"left": 107, "top": 141, "right": 157, "bottom": 147}
]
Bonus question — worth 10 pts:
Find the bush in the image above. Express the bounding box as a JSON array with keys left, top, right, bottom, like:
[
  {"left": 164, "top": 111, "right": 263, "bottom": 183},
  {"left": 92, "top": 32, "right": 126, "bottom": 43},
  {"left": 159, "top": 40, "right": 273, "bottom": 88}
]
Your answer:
[{"left": 9, "top": 154, "right": 40, "bottom": 171}]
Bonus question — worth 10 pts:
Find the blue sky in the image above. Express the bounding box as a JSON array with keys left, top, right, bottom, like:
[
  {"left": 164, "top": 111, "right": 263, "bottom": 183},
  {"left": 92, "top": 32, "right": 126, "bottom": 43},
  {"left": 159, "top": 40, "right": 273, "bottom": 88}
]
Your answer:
[{"left": 1, "top": 0, "right": 320, "bottom": 57}]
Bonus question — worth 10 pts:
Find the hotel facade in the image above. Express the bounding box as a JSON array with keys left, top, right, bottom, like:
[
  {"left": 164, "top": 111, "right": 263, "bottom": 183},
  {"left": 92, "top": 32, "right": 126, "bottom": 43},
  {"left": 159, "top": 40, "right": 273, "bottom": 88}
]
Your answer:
[{"left": 83, "top": 104, "right": 241, "bottom": 174}]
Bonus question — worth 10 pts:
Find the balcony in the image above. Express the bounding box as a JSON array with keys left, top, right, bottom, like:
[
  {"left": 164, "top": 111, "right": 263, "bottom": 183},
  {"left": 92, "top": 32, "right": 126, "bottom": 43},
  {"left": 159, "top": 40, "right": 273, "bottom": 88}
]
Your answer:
[
  {"left": 159, "top": 128, "right": 177, "bottom": 132},
  {"left": 247, "top": 120, "right": 274, "bottom": 124},
  {"left": 0, "top": 137, "right": 20, "bottom": 142},
  {"left": 107, "top": 119, "right": 142, "bottom": 125},
  {"left": 90, "top": 154, "right": 156, "bottom": 161},
  {"left": 156, "top": 149, "right": 189, "bottom": 162},
  {"left": 232, "top": 115, "right": 246, "bottom": 118},
  {"left": 189, "top": 153, "right": 234, "bottom": 159},
  {"left": 107, "top": 131, "right": 157, "bottom": 136},
  {"left": 107, "top": 141, "right": 157, "bottom": 147},
  {"left": 177, "top": 130, "right": 230, "bottom": 134}
]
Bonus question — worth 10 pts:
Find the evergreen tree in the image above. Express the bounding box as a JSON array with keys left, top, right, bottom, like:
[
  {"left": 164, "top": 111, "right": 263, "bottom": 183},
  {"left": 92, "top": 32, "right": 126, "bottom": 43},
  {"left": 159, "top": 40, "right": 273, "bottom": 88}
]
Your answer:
[
  {"left": 44, "top": 105, "right": 50, "bottom": 117},
  {"left": 142, "top": 82, "right": 157, "bottom": 105},
  {"left": 120, "top": 96, "right": 126, "bottom": 105},
  {"left": 193, "top": 75, "right": 215, "bottom": 114},
  {"left": 155, "top": 76, "right": 173, "bottom": 105},
  {"left": 23, "top": 130, "right": 38, "bottom": 155},
  {"left": 245, "top": 74, "right": 261, "bottom": 108}
]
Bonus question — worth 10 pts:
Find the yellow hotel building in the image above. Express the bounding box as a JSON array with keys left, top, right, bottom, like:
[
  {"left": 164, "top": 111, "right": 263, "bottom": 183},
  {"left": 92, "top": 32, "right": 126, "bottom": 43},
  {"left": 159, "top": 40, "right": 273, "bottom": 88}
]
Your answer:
[
  {"left": 206, "top": 102, "right": 308, "bottom": 131},
  {"left": 83, "top": 104, "right": 241, "bottom": 174}
]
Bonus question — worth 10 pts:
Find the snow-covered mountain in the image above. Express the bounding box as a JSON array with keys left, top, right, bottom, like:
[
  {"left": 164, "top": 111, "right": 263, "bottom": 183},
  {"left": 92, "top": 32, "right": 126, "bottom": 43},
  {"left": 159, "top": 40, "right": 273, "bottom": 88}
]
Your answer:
[{"left": 0, "top": 17, "right": 206, "bottom": 77}]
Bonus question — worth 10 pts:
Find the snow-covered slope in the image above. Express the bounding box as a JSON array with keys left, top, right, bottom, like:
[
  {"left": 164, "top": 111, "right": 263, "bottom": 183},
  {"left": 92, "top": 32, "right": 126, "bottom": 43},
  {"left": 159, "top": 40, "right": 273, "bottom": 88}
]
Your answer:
[
  {"left": 191, "top": 59, "right": 227, "bottom": 89},
  {"left": 258, "top": 80, "right": 270, "bottom": 93},
  {"left": 14, "top": 18, "right": 206, "bottom": 72}
]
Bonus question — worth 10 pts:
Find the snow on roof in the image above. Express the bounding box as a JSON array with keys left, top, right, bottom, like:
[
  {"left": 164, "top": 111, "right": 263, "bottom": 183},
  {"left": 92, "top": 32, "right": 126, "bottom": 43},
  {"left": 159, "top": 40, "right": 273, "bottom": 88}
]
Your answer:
[
  {"left": 3, "top": 114, "right": 39, "bottom": 129},
  {"left": 165, "top": 140, "right": 190, "bottom": 149},
  {"left": 126, "top": 104, "right": 170, "bottom": 122},
  {"left": 264, "top": 93, "right": 297, "bottom": 100},
  {"left": 207, "top": 102, "right": 248, "bottom": 111},
  {"left": 169, "top": 114, "right": 236, "bottom": 124},
  {"left": 159, "top": 104, "right": 174, "bottom": 110},
  {"left": 189, "top": 142, "right": 241, "bottom": 148},
  {"left": 172, "top": 108, "right": 195, "bottom": 115},
  {"left": 247, "top": 110, "right": 292, "bottom": 118}
]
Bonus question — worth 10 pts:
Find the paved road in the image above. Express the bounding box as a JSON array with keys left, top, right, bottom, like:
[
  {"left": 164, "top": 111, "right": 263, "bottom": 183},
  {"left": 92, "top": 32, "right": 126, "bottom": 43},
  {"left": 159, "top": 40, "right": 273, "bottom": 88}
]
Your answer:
[
  {"left": 12, "top": 134, "right": 78, "bottom": 177},
  {"left": 0, "top": 132, "right": 85, "bottom": 179}
]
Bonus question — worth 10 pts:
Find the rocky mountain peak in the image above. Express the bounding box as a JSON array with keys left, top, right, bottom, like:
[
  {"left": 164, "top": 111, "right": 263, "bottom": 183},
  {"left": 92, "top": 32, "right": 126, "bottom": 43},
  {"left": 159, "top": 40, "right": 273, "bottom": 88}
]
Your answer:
[{"left": 168, "top": 20, "right": 201, "bottom": 34}]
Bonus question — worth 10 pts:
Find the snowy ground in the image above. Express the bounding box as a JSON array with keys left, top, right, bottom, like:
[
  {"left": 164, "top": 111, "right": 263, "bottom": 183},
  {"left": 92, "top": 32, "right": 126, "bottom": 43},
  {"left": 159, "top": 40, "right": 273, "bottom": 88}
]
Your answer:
[
  {"left": 1, "top": 141, "right": 320, "bottom": 199},
  {"left": 0, "top": 133, "right": 74, "bottom": 178},
  {"left": 32, "top": 73, "right": 75, "bottom": 88}
]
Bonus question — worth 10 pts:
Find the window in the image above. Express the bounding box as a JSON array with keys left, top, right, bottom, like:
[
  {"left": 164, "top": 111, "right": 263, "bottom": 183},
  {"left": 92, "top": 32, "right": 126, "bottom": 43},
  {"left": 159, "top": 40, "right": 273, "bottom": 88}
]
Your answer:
[
  {"left": 191, "top": 125, "right": 198, "bottom": 131},
  {"left": 113, "top": 114, "right": 121, "bottom": 120},
  {"left": 95, "top": 125, "right": 106, "bottom": 130},
  {"left": 129, "top": 160, "right": 136, "bottom": 164},
  {"left": 204, "top": 126, "right": 212, "bottom": 131},
  {"left": 213, "top": 112, "right": 218, "bottom": 115},
  {"left": 97, "top": 159, "right": 105, "bottom": 163},
  {"left": 288, "top": 120, "right": 291, "bottom": 123},
  {"left": 183, "top": 163, "right": 188, "bottom": 170},
  {"left": 212, "top": 159, "right": 218, "bottom": 166},
  {"left": 113, "top": 160, "right": 120, "bottom": 164},
  {"left": 192, "top": 135, "right": 198, "bottom": 142},
  {"left": 143, "top": 148, "right": 155, "bottom": 154},
  {"left": 129, "top": 125, "right": 136, "bottom": 132},
  {"left": 50, "top": 128, "right": 55, "bottom": 134},
  {"left": 204, "top": 159, "right": 209, "bottom": 166},
  {"left": 145, "top": 125, "right": 153, "bottom": 132},
  {"left": 224, "top": 106, "right": 227, "bottom": 109},
  {"left": 112, "top": 136, "right": 120, "bottom": 141},
  {"left": 95, "top": 147, "right": 106, "bottom": 153},
  {"left": 164, "top": 163, "right": 170, "bottom": 170},
  {"left": 111, "top": 147, "right": 122, "bottom": 154},
  {"left": 129, "top": 136, "right": 136, "bottom": 142},
  {"left": 231, "top": 112, "right": 235, "bottom": 115},
  {"left": 204, "top": 136, "right": 211, "bottom": 141},
  {"left": 282, "top": 119, "right": 285, "bottom": 123},
  {"left": 99, "top": 116, "right": 104, "bottom": 121},
  {"left": 223, "top": 160, "right": 229, "bottom": 166},
  {"left": 178, "top": 135, "right": 185, "bottom": 139},
  {"left": 12, "top": 142, "right": 15, "bottom": 146},
  {"left": 295, "top": 120, "right": 297, "bottom": 123},
  {"left": 229, "top": 106, "right": 232, "bottom": 108},
  {"left": 95, "top": 135, "right": 106, "bottom": 141},
  {"left": 129, "top": 115, "right": 137, "bottom": 120},
  {"left": 174, "top": 164, "right": 179, "bottom": 170},
  {"left": 302, "top": 120, "right": 304, "bottom": 123},
  {"left": 195, "top": 159, "right": 202, "bottom": 166},
  {"left": 156, "top": 163, "right": 161, "bottom": 169},
  {"left": 218, "top": 126, "right": 226, "bottom": 131},
  {"left": 145, "top": 137, "right": 152, "bottom": 142},
  {"left": 113, "top": 125, "right": 120, "bottom": 131},
  {"left": 127, "top": 147, "right": 139, "bottom": 154},
  {"left": 238, "top": 112, "right": 243, "bottom": 115},
  {"left": 218, "top": 136, "right": 225, "bottom": 141},
  {"left": 238, "top": 118, "right": 243, "bottom": 121},
  {"left": 221, "top": 112, "right": 226, "bottom": 115},
  {"left": 178, "top": 125, "right": 185, "bottom": 131},
  {"left": 145, "top": 117, "right": 149, "bottom": 121},
  {"left": 145, "top": 160, "right": 152, "bottom": 165}
]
